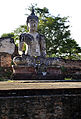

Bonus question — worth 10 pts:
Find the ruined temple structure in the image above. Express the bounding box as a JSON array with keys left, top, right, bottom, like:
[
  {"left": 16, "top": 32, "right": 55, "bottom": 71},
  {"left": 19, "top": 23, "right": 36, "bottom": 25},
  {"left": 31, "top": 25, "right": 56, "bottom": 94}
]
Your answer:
[
  {"left": 0, "top": 37, "right": 18, "bottom": 67},
  {"left": 0, "top": 37, "right": 15, "bottom": 67},
  {"left": 12, "top": 9, "right": 81, "bottom": 80}
]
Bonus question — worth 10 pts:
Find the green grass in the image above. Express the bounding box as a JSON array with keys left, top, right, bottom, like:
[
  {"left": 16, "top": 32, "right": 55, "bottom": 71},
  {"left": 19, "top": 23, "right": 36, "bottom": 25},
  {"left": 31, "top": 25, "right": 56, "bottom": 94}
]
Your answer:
[{"left": 64, "top": 78, "right": 72, "bottom": 80}]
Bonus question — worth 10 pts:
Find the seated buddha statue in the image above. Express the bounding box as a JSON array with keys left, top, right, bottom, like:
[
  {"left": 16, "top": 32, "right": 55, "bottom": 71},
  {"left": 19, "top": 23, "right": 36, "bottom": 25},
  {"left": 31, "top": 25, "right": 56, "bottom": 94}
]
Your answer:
[{"left": 13, "top": 8, "right": 46, "bottom": 66}]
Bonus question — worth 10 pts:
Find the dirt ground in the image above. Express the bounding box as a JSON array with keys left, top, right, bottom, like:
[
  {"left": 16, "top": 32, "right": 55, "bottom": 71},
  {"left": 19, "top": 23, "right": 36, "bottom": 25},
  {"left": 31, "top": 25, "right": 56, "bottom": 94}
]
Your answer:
[{"left": 0, "top": 80, "right": 81, "bottom": 90}]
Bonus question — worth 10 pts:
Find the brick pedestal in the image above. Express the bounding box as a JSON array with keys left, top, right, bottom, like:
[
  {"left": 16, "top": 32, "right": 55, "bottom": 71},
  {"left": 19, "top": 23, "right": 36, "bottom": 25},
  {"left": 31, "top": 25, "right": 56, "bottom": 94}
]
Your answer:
[
  {"left": 12, "top": 65, "right": 36, "bottom": 79},
  {"left": 12, "top": 65, "right": 64, "bottom": 80}
]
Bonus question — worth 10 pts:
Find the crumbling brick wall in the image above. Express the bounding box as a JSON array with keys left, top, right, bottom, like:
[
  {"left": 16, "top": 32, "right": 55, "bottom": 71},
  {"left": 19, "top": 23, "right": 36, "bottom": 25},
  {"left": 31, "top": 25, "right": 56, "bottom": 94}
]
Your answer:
[
  {"left": 0, "top": 53, "right": 12, "bottom": 67},
  {"left": 0, "top": 89, "right": 81, "bottom": 119},
  {"left": 0, "top": 37, "right": 18, "bottom": 67},
  {"left": 60, "top": 59, "right": 81, "bottom": 68}
]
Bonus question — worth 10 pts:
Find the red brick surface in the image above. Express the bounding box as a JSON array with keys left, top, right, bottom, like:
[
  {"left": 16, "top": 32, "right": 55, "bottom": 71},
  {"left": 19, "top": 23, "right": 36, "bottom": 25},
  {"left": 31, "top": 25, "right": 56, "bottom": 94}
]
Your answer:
[
  {"left": 0, "top": 88, "right": 81, "bottom": 119},
  {"left": 0, "top": 53, "right": 12, "bottom": 67}
]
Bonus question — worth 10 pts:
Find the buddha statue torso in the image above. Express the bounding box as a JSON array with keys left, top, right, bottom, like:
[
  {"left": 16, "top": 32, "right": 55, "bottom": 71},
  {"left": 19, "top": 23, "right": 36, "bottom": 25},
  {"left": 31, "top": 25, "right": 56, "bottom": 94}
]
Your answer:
[{"left": 19, "top": 32, "right": 46, "bottom": 57}]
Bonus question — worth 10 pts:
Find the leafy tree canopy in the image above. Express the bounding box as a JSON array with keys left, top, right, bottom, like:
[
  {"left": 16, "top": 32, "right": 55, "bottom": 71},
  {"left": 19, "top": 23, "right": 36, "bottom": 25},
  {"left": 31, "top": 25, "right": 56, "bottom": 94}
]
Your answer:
[{"left": 1, "top": 32, "right": 14, "bottom": 38}]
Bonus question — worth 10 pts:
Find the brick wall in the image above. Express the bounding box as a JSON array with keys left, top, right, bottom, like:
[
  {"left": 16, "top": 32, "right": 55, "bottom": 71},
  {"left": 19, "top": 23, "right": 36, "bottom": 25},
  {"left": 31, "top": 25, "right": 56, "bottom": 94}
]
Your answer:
[
  {"left": 0, "top": 53, "right": 12, "bottom": 67},
  {"left": 0, "top": 37, "right": 18, "bottom": 67},
  {"left": 0, "top": 89, "right": 81, "bottom": 119},
  {"left": 60, "top": 59, "right": 81, "bottom": 69}
]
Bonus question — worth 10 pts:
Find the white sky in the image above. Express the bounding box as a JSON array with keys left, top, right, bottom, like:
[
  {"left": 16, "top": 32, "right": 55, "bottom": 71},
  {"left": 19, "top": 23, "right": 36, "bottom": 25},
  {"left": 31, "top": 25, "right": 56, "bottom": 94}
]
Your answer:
[{"left": 0, "top": 0, "right": 81, "bottom": 46}]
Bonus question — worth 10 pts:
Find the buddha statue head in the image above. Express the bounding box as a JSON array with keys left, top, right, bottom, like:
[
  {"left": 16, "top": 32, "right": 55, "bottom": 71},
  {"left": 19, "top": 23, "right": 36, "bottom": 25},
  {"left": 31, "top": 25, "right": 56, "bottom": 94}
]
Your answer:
[{"left": 26, "top": 8, "right": 39, "bottom": 33}]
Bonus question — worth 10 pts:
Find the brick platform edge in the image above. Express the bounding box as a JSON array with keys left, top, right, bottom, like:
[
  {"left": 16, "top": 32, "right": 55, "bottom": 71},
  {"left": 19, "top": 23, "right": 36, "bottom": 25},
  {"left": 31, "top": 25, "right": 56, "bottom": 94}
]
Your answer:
[{"left": 0, "top": 88, "right": 81, "bottom": 119}]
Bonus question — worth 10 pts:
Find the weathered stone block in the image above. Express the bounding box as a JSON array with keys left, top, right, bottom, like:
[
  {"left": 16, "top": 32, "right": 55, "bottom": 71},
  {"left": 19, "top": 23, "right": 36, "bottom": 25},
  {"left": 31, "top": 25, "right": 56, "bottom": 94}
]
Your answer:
[{"left": 0, "top": 38, "right": 15, "bottom": 55}]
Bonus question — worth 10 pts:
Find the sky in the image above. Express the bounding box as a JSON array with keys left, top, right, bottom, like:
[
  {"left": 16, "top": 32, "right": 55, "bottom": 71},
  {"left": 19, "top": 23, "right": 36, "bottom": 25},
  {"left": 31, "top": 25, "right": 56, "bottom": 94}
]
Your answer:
[{"left": 0, "top": 0, "right": 81, "bottom": 46}]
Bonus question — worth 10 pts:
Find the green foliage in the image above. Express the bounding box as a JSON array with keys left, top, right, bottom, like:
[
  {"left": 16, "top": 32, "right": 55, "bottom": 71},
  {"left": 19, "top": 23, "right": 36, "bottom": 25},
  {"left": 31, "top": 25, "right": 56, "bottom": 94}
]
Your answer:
[
  {"left": 0, "top": 67, "right": 12, "bottom": 81},
  {"left": 61, "top": 66, "right": 67, "bottom": 72},
  {"left": 1, "top": 32, "right": 14, "bottom": 38},
  {"left": 64, "top": 78, "right": 72, "bottom": 80},
  {"left": 14, "top": 25, "right": 27, "bottom": 45},
  {"left": 36, "top": 7, "right": 81, "bottom": 59}
]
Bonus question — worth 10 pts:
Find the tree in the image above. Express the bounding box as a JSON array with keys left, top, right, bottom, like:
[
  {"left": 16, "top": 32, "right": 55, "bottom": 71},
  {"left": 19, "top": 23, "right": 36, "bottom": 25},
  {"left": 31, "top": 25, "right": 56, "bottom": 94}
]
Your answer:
[
  {"left": 59, "top": 38, "right": 81, "bottom": 59},
  {"left": 1, "top": 32, "right": 14, "bottom": 38},
  {"left": 35, "top": 7, "right": 81, "bottom": 59},
  {"left": 14, "top": 25, "right": 27, "bottom": 44}
]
